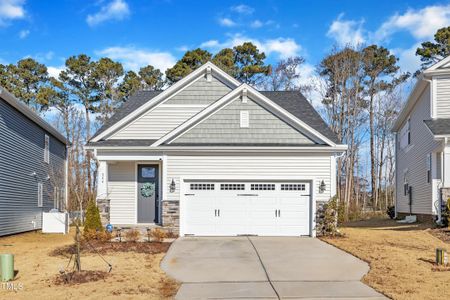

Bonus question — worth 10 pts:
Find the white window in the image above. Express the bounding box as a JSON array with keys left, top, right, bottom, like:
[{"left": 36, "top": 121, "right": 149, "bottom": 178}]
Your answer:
[
  {"left": 38, "top": 183, "right": 43, "bottom": 207},
  {"left": 399, "top": 118, "right": 411, "bottom": 150},
  {"left": 44, "top": 135, "right": 50, "bottom": 163},
  {"left": 240, "top": 111, "right": 249, "bottom": 128},
  {"left": 403, "top": 170, "right": 409, "bottom": 196},
  {"left": 427, "top": 154, "right": 432, "bottom": 184}
]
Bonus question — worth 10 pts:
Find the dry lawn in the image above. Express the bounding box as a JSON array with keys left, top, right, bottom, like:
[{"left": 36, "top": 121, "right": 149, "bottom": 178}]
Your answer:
[
  {"left": 0, "top": 230, "right": 179, "bottom": 299},
  {"left": 321, "top": 218, "right": 450, "bottom": 300}
]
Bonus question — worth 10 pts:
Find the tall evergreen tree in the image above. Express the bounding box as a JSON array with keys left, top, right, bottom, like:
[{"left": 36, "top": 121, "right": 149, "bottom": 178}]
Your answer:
[
  {"left": 165, "top": 48, "right": 212, "bottom": 84},
  {"left": 1, "top": 58, "right": 49, "bottom": 111},
  {"left": 416, "top": 26, "right": 450, "bottom": 70}
]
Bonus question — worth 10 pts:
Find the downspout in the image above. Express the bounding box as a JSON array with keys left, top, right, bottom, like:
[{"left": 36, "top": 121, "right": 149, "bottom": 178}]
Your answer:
[{"left": 65, "top": 145, "right": 70, "bottom": 212}]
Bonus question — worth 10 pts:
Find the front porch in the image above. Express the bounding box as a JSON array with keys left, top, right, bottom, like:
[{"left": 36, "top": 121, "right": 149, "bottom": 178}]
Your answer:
[{"left": 95, "top": 156, "right": 179, "bottom": 234}]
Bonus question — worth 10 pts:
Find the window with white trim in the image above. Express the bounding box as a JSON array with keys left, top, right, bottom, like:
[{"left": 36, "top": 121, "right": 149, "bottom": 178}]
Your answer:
[
  {"left": 399, "top": 119, "right": 411, "bottom": 150},
  {"left": 220, "top": 184, "right": 245, "bottom": 190},
  {"left": 251, "top": 184, "right": 275, "bottom": 190},
  {"left": 281, "top": 184, "right": 306, "bottom": 191},
  {"left": 427, "top": 154, "right": 432, "bottom": 184},
  {"left": 44, "top": 135, "right": 50, "bottom": 163},
  {"left": 240, "top": 111, "right": 249, "bottom": 128},
  {"left": 38, "top": 183, "right": 43, "bottom": 207},
  {"left": 403, "top": 171, "right": 409, "bottom": 196},
  {"left": 190, "top": 183, "right": 215, "bottom": 190}
]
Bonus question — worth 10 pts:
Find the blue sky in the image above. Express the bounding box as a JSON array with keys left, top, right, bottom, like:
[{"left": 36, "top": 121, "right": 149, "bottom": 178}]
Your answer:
[{"left": 0, "top": 0, "right": 449, "bottom": 80}]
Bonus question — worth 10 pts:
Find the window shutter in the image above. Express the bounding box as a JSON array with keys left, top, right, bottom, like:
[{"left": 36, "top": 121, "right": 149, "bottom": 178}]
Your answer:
[
  {"left": 44, "top": 135, "right": 50, "bottom": 163},
  {"left": 38, "top": 183, "right": 43, "bottom": 207}
]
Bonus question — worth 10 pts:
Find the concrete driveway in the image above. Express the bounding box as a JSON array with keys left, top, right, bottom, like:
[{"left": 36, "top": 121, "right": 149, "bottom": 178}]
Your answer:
[{"left": 161, "top": 237, "right": 386, "bottom": 299}]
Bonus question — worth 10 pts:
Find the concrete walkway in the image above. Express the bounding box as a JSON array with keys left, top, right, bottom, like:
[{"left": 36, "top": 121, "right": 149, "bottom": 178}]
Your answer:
[{"left": 161, "top": 237, "right": 387, "bottom": 299}]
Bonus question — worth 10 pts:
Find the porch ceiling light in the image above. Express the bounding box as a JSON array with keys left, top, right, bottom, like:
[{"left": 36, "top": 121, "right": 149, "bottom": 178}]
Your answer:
[
  {"left": 319, "top": 180, "right": 326, "bottom": 193},
  {"left": 170, "top": 179, "right": 176, "bottom": 193}
]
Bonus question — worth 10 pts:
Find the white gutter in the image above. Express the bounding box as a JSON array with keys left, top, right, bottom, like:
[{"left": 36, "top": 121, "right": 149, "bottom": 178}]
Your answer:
[{"left": 84, "top": 145, "right": 348, "bottom": 152}]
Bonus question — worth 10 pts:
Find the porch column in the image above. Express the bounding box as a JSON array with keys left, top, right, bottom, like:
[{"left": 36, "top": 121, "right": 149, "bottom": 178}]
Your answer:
[
  {"left": 444, "top": 145, "right": 450, "bottom": 187},
  {"left": 97, "top": 161, "right": 109, "bottom": 199},
  {"left": 96, "top": 161, "right": 110, "bottom": 226}
]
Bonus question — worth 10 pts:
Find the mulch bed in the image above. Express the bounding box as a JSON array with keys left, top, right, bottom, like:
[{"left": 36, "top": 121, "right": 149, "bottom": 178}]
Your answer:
[
  {"left": 428, "top": 228, "right": 450, "bottom": 243},
  {"left": 50, "top": 241, "right": 171, "bottom": 257},
  {"left": 54, "top": 270, "right": 109, "bottom": 285}
]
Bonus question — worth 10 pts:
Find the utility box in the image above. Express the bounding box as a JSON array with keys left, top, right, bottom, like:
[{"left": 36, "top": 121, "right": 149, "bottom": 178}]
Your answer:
[
  {"left": 42, "top": 211, "right": 69, "bottom": 234},
  {"left": 436, "top": 248, "right": 448, "bottom": 265}
]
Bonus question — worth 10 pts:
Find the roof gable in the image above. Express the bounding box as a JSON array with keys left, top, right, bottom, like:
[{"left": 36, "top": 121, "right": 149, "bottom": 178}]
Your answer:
[
  {"left": 106, "top": 75, "right": 232, "bottom": 140},
  {"left": 171, "top": 96, "right": 317, "bottom": 145},
  {"left": 153, "top": 84, "right": 340, "bottom": 147},
  {"left": 90, "top": 62, "right": 240, "bottom": 142}
]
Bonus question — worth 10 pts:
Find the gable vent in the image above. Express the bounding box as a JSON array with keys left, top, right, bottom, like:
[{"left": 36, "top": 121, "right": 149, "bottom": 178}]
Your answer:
[{"left": 240, "top": 111, "right": 249, "bottom": 128}]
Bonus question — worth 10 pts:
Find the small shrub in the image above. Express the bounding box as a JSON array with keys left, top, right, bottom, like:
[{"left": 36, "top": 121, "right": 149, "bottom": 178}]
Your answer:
[
  {"left": 386, "top": 206, "right": 395, "bottom": 219},
  {"left": 316, "top": 196, "right": 340, "bottom": 237},
  {"left": 124, "top": 229, "right": 141, "bottom": 242},
  {"left": 84, "top": 200, "right": 102, "bottom": 233},
  {"left": 83, "top": 229, "right": 112, "bottom": 242},
  {"left": 149, "top": 228, "right": 168, "bottom": 242}
]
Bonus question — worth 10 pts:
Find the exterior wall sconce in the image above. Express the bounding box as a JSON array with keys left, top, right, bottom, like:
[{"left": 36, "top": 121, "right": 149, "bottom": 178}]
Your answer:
[
  {"left": 319, "top": 180, "right": 326, "bottom": 193},
  {"left": 170, "top": 179, "right": 176, "bottom": 193}
]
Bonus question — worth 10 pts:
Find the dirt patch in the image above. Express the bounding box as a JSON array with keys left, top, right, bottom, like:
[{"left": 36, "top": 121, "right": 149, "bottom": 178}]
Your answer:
[
  {"left": 50, "top": 240, "right": 171, "bottom": 257},
  {"left": 0, "top": 229, "right": 179, "bottom": 299},
  {"left": 321, "top": 218, "right": 450, "bottom": 300},
  {"left": 54, "top": 270, "right": 109, "bottom": 285}
]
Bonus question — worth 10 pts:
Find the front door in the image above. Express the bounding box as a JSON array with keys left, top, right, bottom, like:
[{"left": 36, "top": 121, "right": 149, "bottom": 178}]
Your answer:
[{"left": 137, "top": 164, "right": 159, "bottom": 223}]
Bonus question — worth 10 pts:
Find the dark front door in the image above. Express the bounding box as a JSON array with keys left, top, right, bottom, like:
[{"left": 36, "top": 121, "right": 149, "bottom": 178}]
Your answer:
[{"left": 137, "top": 164, "right": 159, "bottom": 223}]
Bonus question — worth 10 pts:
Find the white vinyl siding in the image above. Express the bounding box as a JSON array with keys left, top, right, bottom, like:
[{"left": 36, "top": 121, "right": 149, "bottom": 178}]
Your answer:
[
  {"left": 110, "top": 105, "right": 205, "bottom": 139},
  {"left": 165, "top": 153, "right": 333, "bottom": 203},
  {"left": 108, "top": 162, "right": 136, "bottom": 225},
  {"left": 109, "top": 75, "right": 232, "bottom": 140},
  {"left": 396, "top": 85, "right": 440, "bottom": 214},
  {"left": 436, "top": 76, "right": 450, "bottom": 118}
]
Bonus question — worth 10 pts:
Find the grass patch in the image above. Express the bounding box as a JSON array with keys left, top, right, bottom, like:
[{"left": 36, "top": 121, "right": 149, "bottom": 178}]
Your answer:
[{"left": 321, "top": 217, "right": 450, "bottom": 300}]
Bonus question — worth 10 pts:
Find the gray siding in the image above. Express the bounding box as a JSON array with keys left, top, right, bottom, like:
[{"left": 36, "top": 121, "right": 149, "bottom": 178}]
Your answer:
[
  {"left": 173, "top": 97, "right": 315, "bottom": 144},
  {"left": 396, "top": 86, "right": 440, "bottom": 214},
  {"left": 166, "top": 75, "right": 231, "bottom": 104},
  {"left": 108, "top": 162, "right": 136, "bottom": 225},
  {"left": 109, "top": 75, "right": 232, "bottom": 140},
  {"left": 436, "top": 76, "right": 450, "bottom": 118},
  {"left": 0, "top": 98, "right": 66, "bottom": 236}
]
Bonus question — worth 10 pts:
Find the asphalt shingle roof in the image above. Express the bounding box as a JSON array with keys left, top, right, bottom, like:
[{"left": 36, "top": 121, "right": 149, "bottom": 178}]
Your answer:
[
  {"left": 424, "top": 119, "right": 450, "bottom": 135},
  {"left": 89, "top": 89, "right": 340, "bottom": 146}
]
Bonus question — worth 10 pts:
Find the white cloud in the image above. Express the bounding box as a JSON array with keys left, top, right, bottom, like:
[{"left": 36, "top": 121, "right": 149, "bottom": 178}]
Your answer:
[
  {"left": 86, "top": 0, "right": 130, "bottom": 27},
  {"left": 47, "top": 65, "right": 65, "bottom": 78},
  {"left": 250, "top": 20, "right": 263, "bottom": 28},
  {"left": 375, "top": 4, "right": 450, "bottom": 41},
  {"left": 327, "top": 14, "right": 366, "bottom": 46},
  {"left": 96, "top": 46, "right": 176, "bottom": 72},
  {"left": 0, "top": 0, "right": 25, "bottom": 25},
  {"left": 200, "top": 39, "right": 220, "bottom": 48},
  {"left": 218, "top": 17, "right": 236, "bottom": 27},
  {"left": 200, "top": 34, "right": 301, "bottom": 59},
  {"left": 18, "top": 29, "right": 29, "bottom": 38},
  {"left": 230, "top": 4, "right": 254, "bottom": 15},
  {"left": 176, "top": 45, "right": 189, "bottom": 52}
]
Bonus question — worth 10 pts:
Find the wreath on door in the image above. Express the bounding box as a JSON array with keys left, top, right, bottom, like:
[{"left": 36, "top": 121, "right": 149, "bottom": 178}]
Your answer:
[{"left": 141, "top": 182, "right": 155, "bottom": 197}]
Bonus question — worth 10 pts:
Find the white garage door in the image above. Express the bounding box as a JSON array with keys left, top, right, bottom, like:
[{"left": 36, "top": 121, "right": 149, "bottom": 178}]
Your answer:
[{"left": 183, "top": 181, "right": 311, "bottom": 236}]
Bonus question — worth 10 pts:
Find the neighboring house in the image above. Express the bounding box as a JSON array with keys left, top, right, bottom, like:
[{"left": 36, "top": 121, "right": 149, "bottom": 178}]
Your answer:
[
  {"left": 0, "top": 87, "right": 68, "bottom": 236},
  {"left": 392, "top": 56, "right": 450, "bottom": 222},
  {"left": 86, "top": 62, "right": 347, "bottom": 237}
]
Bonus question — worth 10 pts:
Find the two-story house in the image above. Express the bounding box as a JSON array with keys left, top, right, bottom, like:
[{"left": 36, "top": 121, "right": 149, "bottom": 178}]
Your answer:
[
  {"left": 0, "top": 87, "right": 68, "bottom": 236},
  {"left": 393, "top": 56, "right": 450, "bottom": 223}
]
